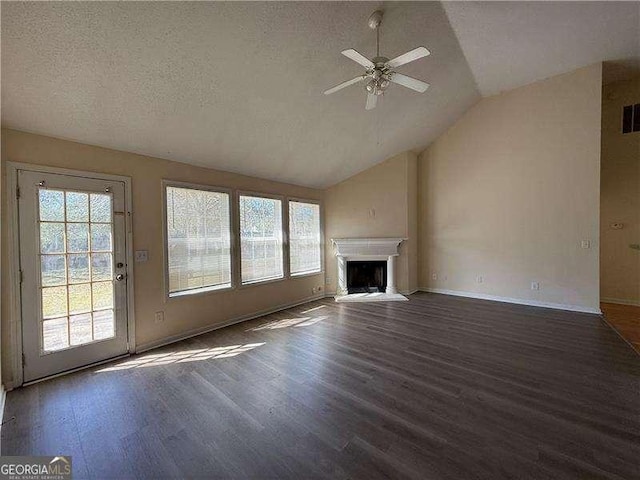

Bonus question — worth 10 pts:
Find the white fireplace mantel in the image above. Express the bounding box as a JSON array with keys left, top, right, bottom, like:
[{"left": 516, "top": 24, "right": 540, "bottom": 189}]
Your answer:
[
  {"left": 332, "top": 237, "right": 407, "bottom": 300},
  {"left": 332, "top": 237, "right": 406, "bottom": 259}
]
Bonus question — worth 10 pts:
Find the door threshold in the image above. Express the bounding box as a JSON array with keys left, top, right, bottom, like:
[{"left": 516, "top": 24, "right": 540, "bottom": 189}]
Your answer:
[{"left": 22, "top": 353, "right": 130, "bottom": 387}]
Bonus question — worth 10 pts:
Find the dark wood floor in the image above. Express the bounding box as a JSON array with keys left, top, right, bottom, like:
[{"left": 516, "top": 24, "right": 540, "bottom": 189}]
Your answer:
[{"left": 3, "top": 292, "right": 640, "bottom": 479}]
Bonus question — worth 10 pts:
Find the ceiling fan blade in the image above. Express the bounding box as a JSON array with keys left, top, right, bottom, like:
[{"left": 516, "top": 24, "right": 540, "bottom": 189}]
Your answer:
[
  {"left": 341, "top": 49, "right": 375, "bottom": 69},
  {"left": 365, "top": 93, "right": 377, "bottom": 110},
  {"left": 386, "top": 46, "right": 430, "bottom": 68},
  {"left": 323, "top": 75, "right": 366, "bottom": 95},
  {"left": 389, "top": 73, "right": 430, "bottom": 93}
]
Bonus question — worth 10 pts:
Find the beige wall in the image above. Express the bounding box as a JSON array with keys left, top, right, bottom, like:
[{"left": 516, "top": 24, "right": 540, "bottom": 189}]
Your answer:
[
  {"left": 600, "top": 77, "right": 640, "bottom": 304},
  {"left": 418, "top": 64, "right": 602, "bottom": 312},
  {"left": 1, "top": 129, "right": 324, "bottom": 386},
  {"left": 323, "top": 152, "right": 418, "bottom": 294},
  {"left": 406, "top": 151, "right": 419, "bottom": 293}
]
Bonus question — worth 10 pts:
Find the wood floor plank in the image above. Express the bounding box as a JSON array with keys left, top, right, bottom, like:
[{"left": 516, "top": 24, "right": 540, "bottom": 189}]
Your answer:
[{"left": 2, "top": 292, "right": 640, "bottom": 479}]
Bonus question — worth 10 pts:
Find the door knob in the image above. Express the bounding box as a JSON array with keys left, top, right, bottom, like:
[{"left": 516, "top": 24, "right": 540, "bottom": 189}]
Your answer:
[{"left": 115, "top": 274, "right": 126, "bottom": 281}]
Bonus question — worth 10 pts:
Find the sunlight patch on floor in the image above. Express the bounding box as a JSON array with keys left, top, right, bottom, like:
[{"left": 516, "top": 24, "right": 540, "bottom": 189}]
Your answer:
[
  {"left": 300, "top": 305, "right": 327, "bottom": 314},
  {"left": 247, "top": 315, "right": 328, "bottom": 331},
  {"left": 96, "top": 343, "right": 265, "bottom": 372}
]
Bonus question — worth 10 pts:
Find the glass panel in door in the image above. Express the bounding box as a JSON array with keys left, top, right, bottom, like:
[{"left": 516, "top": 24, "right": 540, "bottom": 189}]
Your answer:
[{"left": 38, "top": 189, "right": 116, "bottom": 353}]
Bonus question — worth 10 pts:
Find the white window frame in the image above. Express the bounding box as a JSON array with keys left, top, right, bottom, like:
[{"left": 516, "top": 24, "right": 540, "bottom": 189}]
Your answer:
[
  {"left": 287, "top": 197, "right": 324, "bottom": 278},
  {"left": 162, "top": 180, "right": 235, "bottom": 299},
  {"left": 237, "top": 190, "right": 287, "bottom": 287}
]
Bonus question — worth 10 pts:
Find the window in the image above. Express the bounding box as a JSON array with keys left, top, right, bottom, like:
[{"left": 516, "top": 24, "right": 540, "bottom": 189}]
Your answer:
[
  {"left": 289, "top": 201, "right": 322, "bottom": 275},
  {"left": 239, "top": 194, "right": 283, "bottom": 284},
  {"left": 165, "top": 185, "right": 231, "bottom": 296}
]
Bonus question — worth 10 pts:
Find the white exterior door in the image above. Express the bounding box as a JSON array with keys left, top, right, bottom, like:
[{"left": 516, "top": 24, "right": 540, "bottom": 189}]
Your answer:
[{"left": 18, "top": 169, "right": 130, "bottom": 382}]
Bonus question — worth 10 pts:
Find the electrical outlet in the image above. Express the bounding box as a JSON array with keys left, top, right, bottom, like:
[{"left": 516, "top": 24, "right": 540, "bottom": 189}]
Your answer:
[
  {"left": 154, "top": 311, "right": 165, "bottom": 323},
  {"left": 476, "top": 275, "right": 483, "bottom": 284},
  {"left": 581, "top": 240, "right": 591, "bottom": 249},
  {"left": 531, "top": 281, "right": 540, "bottom": 291},
  {"left": 431, "top": 273, "right": 437, "bottom": 280}
]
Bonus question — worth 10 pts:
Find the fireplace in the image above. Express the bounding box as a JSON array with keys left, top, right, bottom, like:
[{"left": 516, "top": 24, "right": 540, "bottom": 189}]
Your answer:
[
  {"left": 347, "top": 261, "right": 387, "bottom": 294},
  {"left": 331, "top": 237, "right": 408, "bottom": 302}
]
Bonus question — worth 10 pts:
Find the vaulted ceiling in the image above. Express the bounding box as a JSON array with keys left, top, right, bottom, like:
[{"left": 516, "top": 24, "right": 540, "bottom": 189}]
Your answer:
[
  {"left": 2, "top": 2, "right": 638, "bottom": 188},
  {"left": 443, "top": 1, "right": 640, "bottom": 95}
]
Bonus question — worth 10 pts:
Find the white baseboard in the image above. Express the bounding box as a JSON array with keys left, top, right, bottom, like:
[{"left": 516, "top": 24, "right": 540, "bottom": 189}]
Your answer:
[
  {"left": 419, "top": 287, "right": 602, "bottom": 315},
  {"left": 601, "top": 297, "right": 640, "bottom": 307},
  {"left": 136, "top": 293, "right": 325, "bottom": 354}
]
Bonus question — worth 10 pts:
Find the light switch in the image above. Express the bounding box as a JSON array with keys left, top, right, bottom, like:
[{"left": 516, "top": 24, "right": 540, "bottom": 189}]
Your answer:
[{"left": 135, "top": 250, "right": 148, "bottom": 262}]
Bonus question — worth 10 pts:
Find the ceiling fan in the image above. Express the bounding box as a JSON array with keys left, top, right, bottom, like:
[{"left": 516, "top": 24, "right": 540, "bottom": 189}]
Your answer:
[{"left": 323, "top": 10, "right": 431, "bottom": 110}]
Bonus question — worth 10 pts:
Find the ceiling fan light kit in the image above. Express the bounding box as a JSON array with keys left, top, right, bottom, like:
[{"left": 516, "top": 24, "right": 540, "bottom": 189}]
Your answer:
[{"left": 324, "top": 10, "right": 431, "bottom": 110}]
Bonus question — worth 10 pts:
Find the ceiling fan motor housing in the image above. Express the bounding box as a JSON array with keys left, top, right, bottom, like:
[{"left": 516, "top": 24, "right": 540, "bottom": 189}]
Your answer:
[{"left": 366, "top": 57, "right": 391, "bottom": 95}]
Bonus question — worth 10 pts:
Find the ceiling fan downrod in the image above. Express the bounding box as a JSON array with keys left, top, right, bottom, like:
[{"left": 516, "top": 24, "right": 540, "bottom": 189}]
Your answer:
[{"left": 368, "top": 10, "right": 383, "bottom": 57}]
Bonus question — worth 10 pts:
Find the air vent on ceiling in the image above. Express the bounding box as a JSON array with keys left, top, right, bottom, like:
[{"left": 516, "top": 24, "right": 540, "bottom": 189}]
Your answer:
[{"left": 622, "top": 103, "right": 640, "bottom": 134}]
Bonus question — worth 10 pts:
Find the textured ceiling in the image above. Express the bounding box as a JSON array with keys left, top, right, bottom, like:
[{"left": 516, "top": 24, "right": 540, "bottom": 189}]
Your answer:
[
  {"left": 1, "top": 1, "right": 478, "bottom": 188},
  {"left": 2, "top": 2, "right": 638, "bottom": 188},
  {"left": 443, "top": 1, "right": 640, "bottom": 96}
]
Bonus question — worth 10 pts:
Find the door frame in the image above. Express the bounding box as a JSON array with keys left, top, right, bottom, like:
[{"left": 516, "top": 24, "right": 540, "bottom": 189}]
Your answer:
[{"left": 6, "top": 162, "right": 136, "bottom": 388}]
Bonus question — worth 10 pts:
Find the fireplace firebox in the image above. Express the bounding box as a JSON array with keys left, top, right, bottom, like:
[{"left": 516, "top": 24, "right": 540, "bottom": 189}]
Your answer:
[{"left": 347, "top": 261, "right": 387, "bottom": 294}]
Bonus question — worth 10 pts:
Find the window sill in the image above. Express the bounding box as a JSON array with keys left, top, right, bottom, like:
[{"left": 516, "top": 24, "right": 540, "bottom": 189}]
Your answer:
[
  {"left": 168, "top": 283, "right": 233, "bottom": 299},
  {"left": 290, "top": 270, "right": 323, "bottom": 278},
  {"left": 239, "top": 275, "right": 286, "bottom": 288}
]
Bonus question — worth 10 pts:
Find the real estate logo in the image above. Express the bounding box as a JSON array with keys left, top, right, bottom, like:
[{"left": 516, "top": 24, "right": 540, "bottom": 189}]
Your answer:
[{"left": 0, "top": 456, "right": 72, "bottom": 480}]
